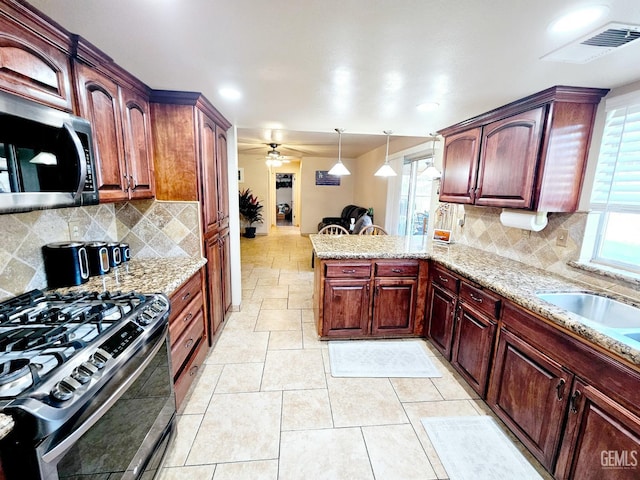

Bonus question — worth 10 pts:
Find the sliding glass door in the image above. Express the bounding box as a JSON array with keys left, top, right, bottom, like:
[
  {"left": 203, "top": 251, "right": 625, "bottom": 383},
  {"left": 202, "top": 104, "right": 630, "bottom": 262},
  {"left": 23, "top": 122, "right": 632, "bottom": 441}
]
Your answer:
[{"left": 397, "top": 157, "right": 434, "bottom": 235}]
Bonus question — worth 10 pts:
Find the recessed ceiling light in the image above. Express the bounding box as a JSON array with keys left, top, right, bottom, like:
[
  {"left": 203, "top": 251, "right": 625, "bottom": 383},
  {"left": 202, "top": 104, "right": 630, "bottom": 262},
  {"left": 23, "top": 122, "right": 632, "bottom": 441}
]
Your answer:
[
  {"left": 416, "top": 102, "right": 440, "bottom": 112},
  {"left": 549, "top": 5, "right": 609, "bottom": 33},
  {"left": 219, "top": 87, "right": 242, "bottom": 100}
]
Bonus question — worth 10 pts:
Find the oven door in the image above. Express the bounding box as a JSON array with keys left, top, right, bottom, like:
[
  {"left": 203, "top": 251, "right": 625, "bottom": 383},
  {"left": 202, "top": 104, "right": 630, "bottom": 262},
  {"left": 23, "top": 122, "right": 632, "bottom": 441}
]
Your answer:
[{"left": 31, "top": 326, "right": 175, "bottom": 480}]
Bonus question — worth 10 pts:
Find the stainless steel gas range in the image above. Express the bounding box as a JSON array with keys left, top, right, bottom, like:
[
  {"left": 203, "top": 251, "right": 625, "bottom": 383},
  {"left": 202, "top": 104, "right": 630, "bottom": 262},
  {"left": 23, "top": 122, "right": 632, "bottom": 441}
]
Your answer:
[{"left": 0, "top": 289, "right": 175, "bottom": 480}]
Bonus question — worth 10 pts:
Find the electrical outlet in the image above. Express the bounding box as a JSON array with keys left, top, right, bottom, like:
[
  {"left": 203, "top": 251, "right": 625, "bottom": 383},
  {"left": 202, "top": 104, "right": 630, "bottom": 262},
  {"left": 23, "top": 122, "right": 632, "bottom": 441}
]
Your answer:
[
  {"left": 68, "top": 220, "right": 81, "bottom": 241},
  {"left": 556, "top": 228, "right": 569, "bottom": 247}
]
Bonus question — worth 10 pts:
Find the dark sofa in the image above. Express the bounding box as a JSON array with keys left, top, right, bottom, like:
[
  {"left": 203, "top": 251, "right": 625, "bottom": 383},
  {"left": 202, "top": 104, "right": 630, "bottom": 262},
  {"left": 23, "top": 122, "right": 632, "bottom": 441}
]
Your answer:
[{"left": 317, "top": 204, "right": 370, "bottom": 233}]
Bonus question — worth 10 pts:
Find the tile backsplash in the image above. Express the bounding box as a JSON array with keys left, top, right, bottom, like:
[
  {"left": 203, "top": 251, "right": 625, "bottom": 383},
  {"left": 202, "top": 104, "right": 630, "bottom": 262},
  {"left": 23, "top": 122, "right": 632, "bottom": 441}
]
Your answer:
[
  {"left": 450, "top": 205, "right": 640, "bottom": 302},
  {"left": 0, "top": 200, "right": 201, "bottom": 300}
]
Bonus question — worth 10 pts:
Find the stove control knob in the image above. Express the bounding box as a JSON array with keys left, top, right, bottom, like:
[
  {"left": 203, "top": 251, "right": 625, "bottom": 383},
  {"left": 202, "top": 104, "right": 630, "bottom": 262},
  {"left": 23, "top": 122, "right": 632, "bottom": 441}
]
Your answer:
[
  {"left": 71, "top": 366, "right": 91, "bottom": 384},
  {"left": 51, "top": 376, "right": 82, "bottom": 402},
  {"left": 89, "top": 348, "right": 112, "bottom": 369},
  {"left": 51, "top": 382, "right": 74, "bottom": 401},
  {"left": 138, "top": 311, "right": 154, "bottom": 325},
  {"left": 79, "top": 361, "right": 99, "bottom": 376}
]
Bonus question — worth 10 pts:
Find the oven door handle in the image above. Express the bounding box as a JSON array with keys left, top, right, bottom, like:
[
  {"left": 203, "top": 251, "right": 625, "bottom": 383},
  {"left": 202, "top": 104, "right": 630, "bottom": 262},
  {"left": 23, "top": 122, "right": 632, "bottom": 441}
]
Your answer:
[{"left": 41, "top": 328, "right": 168, "bottom": 463}]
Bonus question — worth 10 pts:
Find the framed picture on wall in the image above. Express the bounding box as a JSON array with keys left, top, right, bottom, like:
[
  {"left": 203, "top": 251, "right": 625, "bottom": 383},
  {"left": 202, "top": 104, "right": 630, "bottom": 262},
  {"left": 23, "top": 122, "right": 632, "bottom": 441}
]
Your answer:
[
  {"left": 315, "top": 170, "right": 340, "bottom": 186},
  {"left": 238, "top": 168, "right": 245, "bottom": 183}
]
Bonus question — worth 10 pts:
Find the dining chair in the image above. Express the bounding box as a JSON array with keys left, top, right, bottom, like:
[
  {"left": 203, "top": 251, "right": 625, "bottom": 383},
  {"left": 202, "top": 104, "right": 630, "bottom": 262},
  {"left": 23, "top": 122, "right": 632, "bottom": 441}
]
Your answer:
[
  {"left": 313, "top": 224, "right": 350, "bottom": 267},
  {"left": 359, "top": 225, "right": 387, "bottom": 235}
]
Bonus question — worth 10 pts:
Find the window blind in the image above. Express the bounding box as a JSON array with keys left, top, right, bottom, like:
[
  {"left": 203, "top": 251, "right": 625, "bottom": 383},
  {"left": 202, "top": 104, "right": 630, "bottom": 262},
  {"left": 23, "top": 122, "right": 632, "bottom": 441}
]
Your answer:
[{"left": 590, "top": 103, "right": 640, "bottom": 210}]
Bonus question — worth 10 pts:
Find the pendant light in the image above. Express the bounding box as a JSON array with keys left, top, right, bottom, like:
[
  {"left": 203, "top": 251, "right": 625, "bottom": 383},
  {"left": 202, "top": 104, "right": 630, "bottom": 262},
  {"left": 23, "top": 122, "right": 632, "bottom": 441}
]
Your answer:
[
  {"left": 328, "top": 128, "right": 350, "bottom": 176},
  {"left": 425, "top": 133, "right": 442, "bottom": 180},
  {"left": 374, "top": 130, "right": 397, "bottom": 177}
]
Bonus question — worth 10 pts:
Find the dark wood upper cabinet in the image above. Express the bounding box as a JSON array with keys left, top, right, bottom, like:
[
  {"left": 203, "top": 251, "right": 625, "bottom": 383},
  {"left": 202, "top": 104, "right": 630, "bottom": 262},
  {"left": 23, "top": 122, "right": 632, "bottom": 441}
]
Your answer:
[
  {"left": 0, "top": 1, "right": 73, "bottom": 110},
  {"left": 438, "top": 86, "right": 609, "bottom": 212},
  {"left": 73, "top": 38, "right": 155, "bottom": 202},
  {"left": 439, "top": 128, "right": 481, "bottom": 204},
  {"left": 74, "top": 62, "right": 127, "bottom": 201},
  {"left": 475, "top": 108, "right": 543, "bottom": 208}
]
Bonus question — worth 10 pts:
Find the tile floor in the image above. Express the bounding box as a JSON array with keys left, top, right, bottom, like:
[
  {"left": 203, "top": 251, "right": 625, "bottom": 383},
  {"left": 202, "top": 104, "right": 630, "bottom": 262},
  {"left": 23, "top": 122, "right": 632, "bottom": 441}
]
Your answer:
[{"left": 158, "top": 227, "right": 552, "bottom": 480}]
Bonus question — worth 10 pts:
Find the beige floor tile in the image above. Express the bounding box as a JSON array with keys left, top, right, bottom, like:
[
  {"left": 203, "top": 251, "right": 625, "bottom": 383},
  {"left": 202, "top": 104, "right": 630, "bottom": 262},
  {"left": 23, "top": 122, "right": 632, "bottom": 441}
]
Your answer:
[
  {"left": 223, "top": 312, "right": 258, "bottom": 331},
  {"left": 164, "top": 414, "right": 203, "bottom": 467},
  {"left": 239, "top": 300, "right": 262, "bottom": 316},
  {"left": 158, "top": 465, "right": 215, "bottom": 480},
  {"left": 402, "top": 400, "right": 481, "bottom": 478},
  {"left": 260, "top": 298, "right": 288, "bottom": 309},
  {"left": 268, "top": 330, "right": 303, "bottom": 350},
  {"left": 362, "top": 424, "right": 438, "bottom": 480},
  {"left": 279, "top": 428, "right": 374, "bottom": 480},
  {"left": 186, "top": 391, "right": 282, "bottom": 464},
  {"left": 278, "top": 272, "right": 313, "bottom": 286},
  {"left": 301, "top": 322, "right": 324, "bottom": 349},
  {"left": 261, "top": 349, "right": 326, "bottom": 391},
  {"left": 390, "top": 377, "right": 444, "bottom": 402},
  {"left": 429, "top": 356, "right": 480, "bottom": 400},
  {"left": 287, "top": 293, "right": 313, "bottom": 309},
  {"left": 241, "top": 276, "right": 258, "bottom": 289},
  {"left": 205, "top": 330, "right": 269, "bottom": 364},
  {"left": 255, "top": 309, "right": 301, "bottom": 331},
  {"left": 300, "top": 308, "right": 315, "bottom": 323},
  {"left": 252, "top": 285, "right": 289, "bottom": 299},
  {"left": 326, "top": 376, "right": 408, "bottom": 427},
  {"left": 215, "top": 363, "right": 263, "bottom": 393},
  {"left": 256, "top": 277, "right": 279, "bottom": 286},
  {"left": 241, "top": 288, "right": 254, "bottom": 300},
  {"left": 282, "top": 389, "right": 333, "bottom": 431},
  {"left": 181, "top": 364, "right": 223, "bottom": 415},
  {"left": 212, "top": 460, "right": 278, "bottom": 480}
]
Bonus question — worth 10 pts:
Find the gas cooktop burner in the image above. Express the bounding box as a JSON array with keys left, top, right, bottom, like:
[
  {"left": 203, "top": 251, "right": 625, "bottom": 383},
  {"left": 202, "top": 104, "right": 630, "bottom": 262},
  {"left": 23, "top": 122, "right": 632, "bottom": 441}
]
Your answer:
[{"left": 0, "top": 289, "right": 170, "bottom": 402}]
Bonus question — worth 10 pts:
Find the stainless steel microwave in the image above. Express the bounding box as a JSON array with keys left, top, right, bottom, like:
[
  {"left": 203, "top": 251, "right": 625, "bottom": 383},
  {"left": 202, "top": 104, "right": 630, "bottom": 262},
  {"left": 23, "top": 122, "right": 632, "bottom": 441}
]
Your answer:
[{"left": 0, "top": 90, "right": 99, "bottom": 214}]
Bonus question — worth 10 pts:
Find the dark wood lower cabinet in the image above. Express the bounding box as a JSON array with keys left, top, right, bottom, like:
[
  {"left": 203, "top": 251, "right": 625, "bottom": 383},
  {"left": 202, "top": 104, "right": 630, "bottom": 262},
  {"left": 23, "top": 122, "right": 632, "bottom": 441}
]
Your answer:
[
  {"left": 205, "top": 233, "right": 224, "bottom": 340},
  {"left": 426, "top": 282, "right": 457, "bottom": 358},
  {"left": 555, "top": 380, "right": 640, "bottom": 480},
  {"left": 487, "top": 328, "right": 572, "bottom": 470},
  {"left": 451, "top": 304, "right": 496, "bottom": 396},
  {"left": 371, "top": 278, "right": 417, "bottom": 335},
  {"left": 322, "top": 278, "right": 370, "bottom": 337}
]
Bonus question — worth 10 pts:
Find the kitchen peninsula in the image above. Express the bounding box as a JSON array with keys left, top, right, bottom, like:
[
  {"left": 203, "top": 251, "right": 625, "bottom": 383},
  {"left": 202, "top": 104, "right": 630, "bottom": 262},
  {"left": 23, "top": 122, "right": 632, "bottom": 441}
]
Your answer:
[{"left": 311, "top": 234, "right": 640, "bottom": 477}]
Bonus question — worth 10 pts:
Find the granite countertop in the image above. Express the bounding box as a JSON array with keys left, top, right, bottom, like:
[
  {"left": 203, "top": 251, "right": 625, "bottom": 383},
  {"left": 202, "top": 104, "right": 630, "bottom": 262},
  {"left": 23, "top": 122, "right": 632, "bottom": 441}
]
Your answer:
[
  {"left": 52, "top": 257, "right": 207, "bottom": 298},
  {"left": 310, "top": 234, "right": 640, "bottom": 367}
]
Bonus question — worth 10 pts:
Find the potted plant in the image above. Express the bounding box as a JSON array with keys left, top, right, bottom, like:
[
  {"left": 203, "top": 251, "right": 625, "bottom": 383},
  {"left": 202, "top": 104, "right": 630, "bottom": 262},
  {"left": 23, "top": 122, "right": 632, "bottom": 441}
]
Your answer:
[{"left": 238, "top": 188, "right": 264, "bottom": 238}]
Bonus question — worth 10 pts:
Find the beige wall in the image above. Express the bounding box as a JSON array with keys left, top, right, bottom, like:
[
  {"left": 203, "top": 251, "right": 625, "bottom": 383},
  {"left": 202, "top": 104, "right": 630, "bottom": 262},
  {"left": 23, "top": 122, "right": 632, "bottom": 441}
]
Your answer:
[
  {"left": 299, "top": 156, "right": 356, "bottom": 234},
  {"left": 238, "top": 154, "right": 270, "bottom": 235}
]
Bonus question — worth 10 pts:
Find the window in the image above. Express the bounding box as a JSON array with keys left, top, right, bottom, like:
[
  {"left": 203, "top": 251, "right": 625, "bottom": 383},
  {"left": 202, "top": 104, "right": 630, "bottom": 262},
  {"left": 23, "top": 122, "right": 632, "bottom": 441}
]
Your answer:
[
  {"left": 397, "top": 156, "right": 434, "bottom": 236},
  {"left": 585, "top": 91, "right": 640, "bottom": 275}
]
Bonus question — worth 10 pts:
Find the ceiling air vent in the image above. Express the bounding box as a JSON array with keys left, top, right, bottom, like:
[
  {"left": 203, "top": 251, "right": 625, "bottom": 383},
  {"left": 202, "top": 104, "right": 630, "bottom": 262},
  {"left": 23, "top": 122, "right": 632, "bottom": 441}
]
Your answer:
[{"left": 541, "top": 22, "right": 640, "bottom": 64}]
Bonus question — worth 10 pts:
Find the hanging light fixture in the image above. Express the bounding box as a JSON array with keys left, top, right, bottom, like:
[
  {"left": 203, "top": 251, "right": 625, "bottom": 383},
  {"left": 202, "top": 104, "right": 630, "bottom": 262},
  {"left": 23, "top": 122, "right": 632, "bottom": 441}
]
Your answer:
[
  {"left": 425, "top": 133, "right": 442, "bottom": 180},
  {"left": 265, "top": 143, "right": 283, "bottom": 167},
  {"left": 374, "top": 130, "right": 397, "bottom": 177},
  {"left": 328, "top": 128, "right": 350, "bottom": 176}
]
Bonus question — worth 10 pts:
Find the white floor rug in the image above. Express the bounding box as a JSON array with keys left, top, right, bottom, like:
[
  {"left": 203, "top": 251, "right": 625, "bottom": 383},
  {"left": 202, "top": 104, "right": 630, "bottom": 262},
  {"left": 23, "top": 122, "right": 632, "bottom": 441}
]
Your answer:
[
  {"left": 328, "top": 340, "right": 441, "bottom": 377},
  {"left": 421, "top": 416, "right": 543, "bottom": 480}
]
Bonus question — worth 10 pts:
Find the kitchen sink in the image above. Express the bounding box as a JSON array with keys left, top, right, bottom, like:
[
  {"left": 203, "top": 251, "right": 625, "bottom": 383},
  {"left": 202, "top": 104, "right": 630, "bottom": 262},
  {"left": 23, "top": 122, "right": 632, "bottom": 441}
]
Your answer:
[{"left": 535, "top": 292, "right": 640, "bottom": 329}]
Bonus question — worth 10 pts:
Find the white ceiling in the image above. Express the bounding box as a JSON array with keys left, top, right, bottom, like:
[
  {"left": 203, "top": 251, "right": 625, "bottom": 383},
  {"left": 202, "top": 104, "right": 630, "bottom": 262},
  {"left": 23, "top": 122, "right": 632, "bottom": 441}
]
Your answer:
[{"left": 27, "top": 0, "right": 640, "bottom": 157}]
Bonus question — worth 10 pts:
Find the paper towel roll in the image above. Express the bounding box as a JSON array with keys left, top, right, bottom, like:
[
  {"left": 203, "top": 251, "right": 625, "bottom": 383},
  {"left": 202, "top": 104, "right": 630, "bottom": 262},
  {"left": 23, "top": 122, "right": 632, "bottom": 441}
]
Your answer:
[{"left": 499, "top": 209, "right": 548, "bottom": 231}]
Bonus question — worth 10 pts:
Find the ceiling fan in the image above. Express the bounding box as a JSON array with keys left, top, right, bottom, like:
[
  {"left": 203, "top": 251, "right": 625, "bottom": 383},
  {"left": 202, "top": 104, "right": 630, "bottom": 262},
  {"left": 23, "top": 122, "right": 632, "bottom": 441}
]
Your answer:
[{"left": 265, "top": 143, "right": 290, "bottom": 166}]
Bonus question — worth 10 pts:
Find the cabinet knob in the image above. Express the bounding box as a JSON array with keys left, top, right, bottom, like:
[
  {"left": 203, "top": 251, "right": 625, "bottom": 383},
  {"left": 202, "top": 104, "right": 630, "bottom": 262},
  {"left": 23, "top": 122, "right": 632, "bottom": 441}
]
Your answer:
[
  {"left": 183, "top": 312, "right": 193, "bottom": 323},
  {"left": 182, "top": 292, "right": 191, "bottom": 301},
  {"left": 189, "top": 365, "right": 199, "bottom": 377},
  {"left": 391, "top": 268, "right": 404, "bottom": 273},
  {"left": 185, "top": 338, "right": 194, "bottom": 349},
  {"left": 555, "top": 378, "right": 566, "bottom": 401},
  {"left": 342, "top": 269, "right": 356, "bottom": 274},
  {"left": 438, "top": 276, "right": 449, "bottom": 283},
  {"left": 570, "top": 390, "right": 582, "bottom": 413}
]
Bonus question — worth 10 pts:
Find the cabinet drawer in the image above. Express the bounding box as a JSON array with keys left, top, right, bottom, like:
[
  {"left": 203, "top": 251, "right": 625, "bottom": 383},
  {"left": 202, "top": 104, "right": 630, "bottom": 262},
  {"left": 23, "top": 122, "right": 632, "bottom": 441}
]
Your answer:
[
  {"left": 173, "top": 335, "right": 208, "bottom": 408},
  {"left": 169, "top": 291, "right": 204, "bottom": 344},
  {"left": 375, "top": 261, "right": 419, "bottom": 277},
  {"left": 170, "top": 270, "right": 203, "bottom": 319},
  {"left": 325, "top": 262, "right": 371, "bottom": 278},
  {"left": 171, "top": 309, "right": 205, "bottom": 377},
  {"left": 459, "top": 282, "right": 501, "bottom": 319},
  {"left": 431, "top": 265, "right": 459, "bottom": 294}
]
